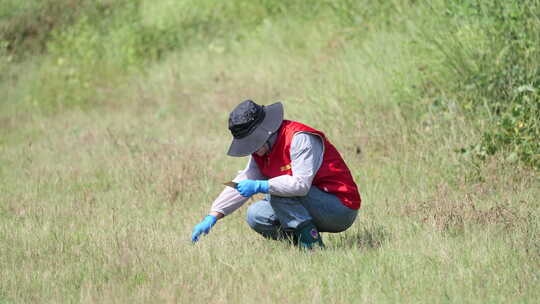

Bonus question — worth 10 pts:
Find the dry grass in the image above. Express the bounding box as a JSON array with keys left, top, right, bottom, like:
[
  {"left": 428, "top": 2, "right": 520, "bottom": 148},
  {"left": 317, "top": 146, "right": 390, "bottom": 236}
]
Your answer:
[
  {"left": 1, "top": 81, "right": 538, "bottom": 303},
  {"left": 1, "top": 1, "right": 539, "bottom": 302}
]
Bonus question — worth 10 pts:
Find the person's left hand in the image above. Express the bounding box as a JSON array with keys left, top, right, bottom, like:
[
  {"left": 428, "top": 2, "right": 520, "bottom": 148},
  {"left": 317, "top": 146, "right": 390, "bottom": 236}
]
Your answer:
[
  {"left": 191, "top": 215, "right": 217, "bottom": 243},
  {"left": 236, "top": 179, "right": 269, "bottom": 197}
]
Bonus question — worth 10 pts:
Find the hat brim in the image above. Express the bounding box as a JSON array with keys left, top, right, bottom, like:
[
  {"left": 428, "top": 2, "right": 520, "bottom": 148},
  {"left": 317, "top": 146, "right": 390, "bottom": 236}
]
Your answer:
[{"left": 227, "top": 102, "right": 284, "bottom": 157}]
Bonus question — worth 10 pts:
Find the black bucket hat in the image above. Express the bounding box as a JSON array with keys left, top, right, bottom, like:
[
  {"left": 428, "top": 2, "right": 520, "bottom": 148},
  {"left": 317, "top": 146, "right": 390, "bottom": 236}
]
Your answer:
[{"left": 227, "top": 100, "right": 284, "bottom": 157}]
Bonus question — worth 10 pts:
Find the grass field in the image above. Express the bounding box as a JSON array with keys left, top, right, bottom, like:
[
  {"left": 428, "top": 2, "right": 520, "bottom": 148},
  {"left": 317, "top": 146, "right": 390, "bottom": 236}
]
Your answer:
[{"left": 1, "top": 1, "right": 539, "bottom": 303}]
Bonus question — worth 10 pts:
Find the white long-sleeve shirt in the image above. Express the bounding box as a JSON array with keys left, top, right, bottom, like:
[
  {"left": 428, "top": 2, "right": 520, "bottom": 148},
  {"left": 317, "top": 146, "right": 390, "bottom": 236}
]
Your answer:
[{"left": 210, "top": 132, "right": 324, "bottom": 216}]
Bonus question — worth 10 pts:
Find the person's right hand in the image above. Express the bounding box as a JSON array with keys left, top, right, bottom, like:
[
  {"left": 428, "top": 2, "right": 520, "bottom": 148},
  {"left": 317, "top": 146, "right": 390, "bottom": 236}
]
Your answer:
[
  {"left": 237, "top": 179, "right": 269, "bottom": 197},
  {"left": 191, "top": 215, "right": 218, "bottom": 243}
]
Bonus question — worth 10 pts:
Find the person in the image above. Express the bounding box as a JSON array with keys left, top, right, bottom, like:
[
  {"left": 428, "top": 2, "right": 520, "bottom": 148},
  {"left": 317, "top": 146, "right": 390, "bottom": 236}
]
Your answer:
[{"left": 191, "top": 100, "right": 361, "bottom": 249}]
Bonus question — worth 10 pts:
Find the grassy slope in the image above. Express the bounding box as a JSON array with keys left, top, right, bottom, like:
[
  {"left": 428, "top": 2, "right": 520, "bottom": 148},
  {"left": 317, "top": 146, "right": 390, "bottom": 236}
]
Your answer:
[{"left": 1, "top": 1, "right": 539, "bottom": 303}]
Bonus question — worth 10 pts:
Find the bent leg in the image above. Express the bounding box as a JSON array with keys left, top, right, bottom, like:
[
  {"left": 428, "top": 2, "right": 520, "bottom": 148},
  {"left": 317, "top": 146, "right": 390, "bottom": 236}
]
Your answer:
[
  {"left": 267, "top": 187, "right": 357, "bottom": 233},
  {"left": 300, "top": 187, "right": 358, "bottom": 233},
  {"left": 269, "top": 194, "right": 326, "bottom": 249},
  {"left": 246, "top": 188, "right": 358, "bottom": 247},
  {"left": 246, "top": 199, "right": 294, "bottom": 240},
  {"left": 269, "top": 195, "right": 313, "bottom": 230}
]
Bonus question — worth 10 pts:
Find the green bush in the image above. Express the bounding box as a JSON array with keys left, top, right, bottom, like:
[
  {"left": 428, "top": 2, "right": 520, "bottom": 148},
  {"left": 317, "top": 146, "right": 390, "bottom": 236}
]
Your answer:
[
  {"left": 421, "top": 0, "right": 540, "bottom": 169},
  {"left": 0, "top": 0, "right": 109, "bottom": 59},
  {"left": 23, "top": 0, "right": 402, "bottom": 111},
  {"left": 3, "top": 0, "right": 538, "bottom": 169}
]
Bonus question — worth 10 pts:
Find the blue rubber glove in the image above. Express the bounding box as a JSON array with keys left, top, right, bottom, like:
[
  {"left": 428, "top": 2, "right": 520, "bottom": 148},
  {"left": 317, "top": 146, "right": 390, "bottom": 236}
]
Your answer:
[
  {"left": 191, "top": 215, "right": 217, "bottom": 243},
  {"left": 236, "top": 179, "right": 269, "bottom": 197}
]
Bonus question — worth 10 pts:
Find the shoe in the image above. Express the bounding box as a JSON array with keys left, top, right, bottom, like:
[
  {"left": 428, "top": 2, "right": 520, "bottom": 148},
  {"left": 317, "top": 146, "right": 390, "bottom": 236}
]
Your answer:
[{"left": 295, "top": 221, "right": 325, "bottom": 250}]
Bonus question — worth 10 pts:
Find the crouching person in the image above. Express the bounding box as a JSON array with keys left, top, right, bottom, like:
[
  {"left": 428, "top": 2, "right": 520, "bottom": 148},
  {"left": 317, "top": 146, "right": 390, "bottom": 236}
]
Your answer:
[{"left": 191, "top": 100, "right": 362, "bottom": 249}]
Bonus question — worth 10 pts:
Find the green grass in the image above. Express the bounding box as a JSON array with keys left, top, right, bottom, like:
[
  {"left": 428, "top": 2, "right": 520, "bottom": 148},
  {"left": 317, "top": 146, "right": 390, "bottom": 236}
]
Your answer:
[{"left": 1, "top": 0, "right": 539, "bottom": 303}]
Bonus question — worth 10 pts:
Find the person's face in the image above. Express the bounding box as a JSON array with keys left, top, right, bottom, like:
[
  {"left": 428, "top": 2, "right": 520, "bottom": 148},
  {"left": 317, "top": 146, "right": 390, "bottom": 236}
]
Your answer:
[{"left": 254, "top": 143, "right": 270, "bottom": 156}]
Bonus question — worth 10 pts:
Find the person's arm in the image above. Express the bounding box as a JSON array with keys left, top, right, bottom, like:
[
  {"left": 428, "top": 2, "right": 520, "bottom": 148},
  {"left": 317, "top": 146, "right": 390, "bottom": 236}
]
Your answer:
[
  {"left": 210, "top": 156, "right": 265, "bottom": 216},
  {"left": 267, "top": 133, "right": 324, "bottom": 197},
  {"left": 192, "top": 157, "right": 265, "bottom": 242},
  {"left": 208, "top": 211, "right": 224, "bottom": 220}
]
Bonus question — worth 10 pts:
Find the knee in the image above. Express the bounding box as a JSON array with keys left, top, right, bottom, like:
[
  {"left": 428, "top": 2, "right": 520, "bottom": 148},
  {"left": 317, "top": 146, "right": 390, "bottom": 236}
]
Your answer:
[
  {"left": 246, "top": 201, "right": 272, "bottom": 230},
  {"left": 246, "top": 204, "right": 259, "bottom": 229}
]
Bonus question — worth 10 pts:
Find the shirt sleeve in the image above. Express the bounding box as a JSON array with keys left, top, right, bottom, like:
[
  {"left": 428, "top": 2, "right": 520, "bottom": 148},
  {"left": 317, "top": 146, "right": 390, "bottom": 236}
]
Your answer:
[
  {"left": 210, "top": 156, "right": 265, "bottom": 216},
  {"left": 268, "top": 132, "right": 324, "bottom": 197}
]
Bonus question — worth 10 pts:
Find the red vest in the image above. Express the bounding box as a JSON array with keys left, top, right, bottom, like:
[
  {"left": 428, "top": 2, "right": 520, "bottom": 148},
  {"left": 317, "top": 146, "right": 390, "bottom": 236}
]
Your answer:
[{"left": 252, "top": 120, "right": 361, "bottom": 210}]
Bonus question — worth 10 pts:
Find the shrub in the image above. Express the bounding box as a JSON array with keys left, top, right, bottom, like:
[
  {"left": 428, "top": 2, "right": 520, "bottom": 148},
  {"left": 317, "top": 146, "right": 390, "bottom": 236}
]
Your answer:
[
  {"left": 422, "top": 0, "right": 540, "bottom": 169},
  {"left": 0, "top": 0, "right": 106, "bottom": 59}
]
